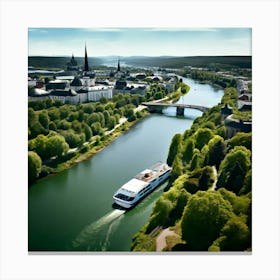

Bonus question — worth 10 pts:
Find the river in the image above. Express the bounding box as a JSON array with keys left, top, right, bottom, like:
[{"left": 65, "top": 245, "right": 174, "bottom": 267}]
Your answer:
[{"left": 28, "top": 77, "right": 223, "bottom": 251}]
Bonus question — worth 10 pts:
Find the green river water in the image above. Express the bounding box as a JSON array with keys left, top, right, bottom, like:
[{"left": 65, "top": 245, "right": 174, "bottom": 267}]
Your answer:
[{"left": 28, "top": 77, "right": 223, "bottom": 251}]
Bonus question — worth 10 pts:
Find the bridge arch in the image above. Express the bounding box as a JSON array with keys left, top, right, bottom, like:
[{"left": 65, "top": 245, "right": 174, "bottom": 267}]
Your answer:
[{"left": 141, "top": 102, "right": 209, "bottom": 115}]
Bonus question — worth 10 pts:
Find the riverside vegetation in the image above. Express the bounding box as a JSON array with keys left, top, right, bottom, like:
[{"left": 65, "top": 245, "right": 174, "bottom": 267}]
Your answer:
[
  {"left": 131, "top": 86, "right": 252, "bottom": 252},
  {"left": 28, "top": 80, "right": 188, "bottom": 186}
]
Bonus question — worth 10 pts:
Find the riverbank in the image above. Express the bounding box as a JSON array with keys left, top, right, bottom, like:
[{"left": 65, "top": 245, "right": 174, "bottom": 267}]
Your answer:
[
  {"left": 28, "top": 76, "right": 226, "bottom": 251},
  {"left": 31, "top": 82, "right": 190, "bottom": 186},
  {"left": 131, "top": 83, "right": 252, "bottom": 252},
  {"left": 36, "top": 110, "right": 150, "bottom": 182}
]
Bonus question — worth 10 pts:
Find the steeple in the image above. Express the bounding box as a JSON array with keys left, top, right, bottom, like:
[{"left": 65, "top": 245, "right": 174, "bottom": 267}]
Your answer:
[
  {"left": 72, "top": 53, "right": 74, "bottom": 60},
  {"left": 117, "top": 57, "right": 120, "bottom": 72},
  {"left": 84, "top": 44, "right": 89, "bottom": 72}
]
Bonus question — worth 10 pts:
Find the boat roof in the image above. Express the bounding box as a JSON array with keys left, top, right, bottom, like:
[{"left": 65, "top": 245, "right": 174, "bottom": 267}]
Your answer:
[
  {"left": 119, "top": 178, "right": 149, "bottom": 195},
  {"left": 134, "top": 162, "right": 171, "bottom": 182}
]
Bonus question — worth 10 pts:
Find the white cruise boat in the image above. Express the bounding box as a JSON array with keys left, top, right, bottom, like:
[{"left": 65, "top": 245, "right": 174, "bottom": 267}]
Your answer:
[{"left": 113, "top": 162, "right": 172, "bottom": 209}]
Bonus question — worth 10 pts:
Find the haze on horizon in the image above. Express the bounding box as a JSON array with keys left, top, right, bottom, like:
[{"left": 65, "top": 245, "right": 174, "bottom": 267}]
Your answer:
[{"left": 28, "top": 28, "right": 251, "bottom": 57}]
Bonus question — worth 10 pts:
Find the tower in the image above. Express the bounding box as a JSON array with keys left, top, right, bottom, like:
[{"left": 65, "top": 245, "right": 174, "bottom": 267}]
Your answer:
[
  {"left": 117, "top": 57, "right": 120, "bottom": 72},
  {"left": 84, "top": 44, "right": 89, "bottom": 72}
]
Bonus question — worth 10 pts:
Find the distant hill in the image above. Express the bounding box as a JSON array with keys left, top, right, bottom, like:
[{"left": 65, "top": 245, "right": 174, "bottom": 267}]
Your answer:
[
  {"left": 28, "top": 55, "right": 252, "bottom": 71},
  {"left": 28, "top": 56, "right": 104, "bottom": 70},
  {"left": 122, "top": 56, "right": 252, "bottom": 69}
]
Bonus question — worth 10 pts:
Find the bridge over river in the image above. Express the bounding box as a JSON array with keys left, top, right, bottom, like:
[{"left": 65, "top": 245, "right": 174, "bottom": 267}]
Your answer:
[{"left": 142, "top": 101, "right": 210, "bottom": 116}]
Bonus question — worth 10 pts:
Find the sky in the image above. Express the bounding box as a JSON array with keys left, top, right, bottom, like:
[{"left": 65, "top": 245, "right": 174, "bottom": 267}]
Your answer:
[{"left": 28, "top": 28, "right": 251, "bottom": 57}]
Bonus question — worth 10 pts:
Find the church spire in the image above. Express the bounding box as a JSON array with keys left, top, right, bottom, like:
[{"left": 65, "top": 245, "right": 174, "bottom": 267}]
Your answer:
[
  {"left": 117, "top": 57, "right": 120, "bottom": 72},
  {"left": 84, "top": 44, "right": 89, "bottom": 72}
]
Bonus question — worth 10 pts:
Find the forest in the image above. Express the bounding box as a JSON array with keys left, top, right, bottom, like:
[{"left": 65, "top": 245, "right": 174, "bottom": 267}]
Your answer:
[
  {"left": 123, "top": 56, "right": 252, "bottom": 70},
  {"left": 28, "top": 56, "right": 104, "bottom": 70},
  {"left": 28, "top": 56, "right": 252, "bottom": 72},
  {"left": 131, "top": 87, "right": 252, "bottom": 252}
]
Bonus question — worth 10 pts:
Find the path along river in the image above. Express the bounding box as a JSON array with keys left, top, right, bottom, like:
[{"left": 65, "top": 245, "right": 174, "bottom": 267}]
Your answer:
[{"left": 28, "top": 77, "right": 223, "bottom": 251}]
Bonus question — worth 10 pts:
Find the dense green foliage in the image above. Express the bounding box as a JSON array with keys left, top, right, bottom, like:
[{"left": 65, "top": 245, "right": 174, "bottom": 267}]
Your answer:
[
  {"left": 28, "top": 81, "right": 181, "bottom": 185},
  {"left": 28, "top": 151, "right": 42, "bottom": 184},
  {"left": 167, "top": 134, "right": 182, "bottom": 166},
  {"left": 181, "top": 191, "right": 233, "bottom": 250},
  {"left": 216, "top": 146, "right": 251, "bottom": 194},
  {"left": 28, "top": 94, "right": 144, "bottom": 185},
  {"left": 131, "top": 83, "right": 252, "bottom": 252},
  {"left": 28, "top": 56, "right": 103, "bottom": 70},
  {"left": 184, "top": 69, "right": 237, "bottom": 88},
  {"left": 123, "top": 56, "right": 251, "bottom": 70}
]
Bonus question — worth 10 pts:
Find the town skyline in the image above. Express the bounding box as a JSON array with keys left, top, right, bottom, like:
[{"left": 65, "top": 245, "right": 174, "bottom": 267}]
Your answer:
[{"left": 28, "top": 28, "right": 252, "bottom": 57}]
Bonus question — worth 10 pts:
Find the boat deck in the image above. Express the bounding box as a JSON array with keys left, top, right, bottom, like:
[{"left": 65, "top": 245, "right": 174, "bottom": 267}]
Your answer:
[{"left": 134, "top": 162, "right": 170, "bottom": 183}]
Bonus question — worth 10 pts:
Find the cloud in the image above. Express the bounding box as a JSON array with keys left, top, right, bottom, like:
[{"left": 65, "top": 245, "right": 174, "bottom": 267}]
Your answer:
[
  {"left": 83, "top": 28, "right": 122, "bottom": 32},
  {"left": 28, "top": 28, "right": 48, "bottom": 33},
  {"left": 142, "top": 28, "right": 218, "bottom": 32}
]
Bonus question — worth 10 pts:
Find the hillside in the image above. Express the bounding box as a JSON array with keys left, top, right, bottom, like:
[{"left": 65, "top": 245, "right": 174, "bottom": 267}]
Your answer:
[
  {"left": 122, "top": 56, "right": 252, "bottom": 69},
  {"left": 28, "top": 56, "right": 252, "bottom": 71},
  {"left": 28, "top": 56, "right": 104, "bottom": 70}
]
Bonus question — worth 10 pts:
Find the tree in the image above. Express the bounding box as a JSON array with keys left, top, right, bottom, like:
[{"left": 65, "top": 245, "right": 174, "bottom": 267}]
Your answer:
[
  {"left": 217, "top": 125, "right": 226, "bottom": 139},
  {"left": 29, "top": 121, "right": 47, "bottom": 139},
  {"left": 189, "top": 149, "right": 201, "bottom": 171},
  {"left": 181, "top": 191, "right": 233, "bottom": 250},
  {"left": 218, "top": 188, "right": 251, "bottom": 217},
  {"left": 167, "top": 134, "right": 182, "bottom": 166},
  {"left": 99, "top": 97, "right": 108, "bottom": 104},
  {"left": 238, "top": 169, "right": 252, "bottom": 195},
  {"left": 103, "top": 110, "right": 111, "bottom": 127},
  {"left": 62, "top": 130, "right": 82, "bottom": 148},
  {"left": 227, "top": 132, "right": 252, "bottom": 151},
  {"left": 96, "top": 104, "right": 105, "bottom": 112},
  {"left": 212, "top": 216, "right": 251, "bottom": 251},
  {"left": 71, "top": 120, "right": 82, "bottom": 133},
  {"left": 38, "top": 111, "right": 50, "bottom": 130},
  {"left": 28, "top": 108, "right": 36, "bottom": 126},
  {"left": 31, "top": 134, "right": 48, "bottom": 160},
  {"left": 49, "top": 122, "right": 57, "bottom": 131},
  {"left": 77, "top": 110, "right": 84, "bottom": 122},
  {"left": 217, "top": 146, "right": 251, "bottom": 193},
  {"left": 198, "top": 166, "right": 214, "bottom": 191},
  {"left": 59, "top": 106, "right": 70, "bottom": 119},
  {"left": 67, "top": 112, "right": 79, "bottom": 122},
  {"left": 82, "top": 104, "right": 95, "bottom": 114},
  {"left": 146, "top": 197, "right": 174, "bottom": 233},
  {"left": 194, "top": 128, "right": 214, "bottom": 150},
  {"left": 206, "top": 136, "right": 226, "bottom": 169},
  {"left": 87, "top": 113, "right": 100, "bottom": 126},
  {"left": 182, "top": 139, "right": 195, "bottom": 164},
  {"left": 107, "top": 116, "right": 116, "bottom": 130},
  {"left": 57, "top": 120, "right": 71, "bottom": 130},
  {"left": 83, "top": 123, "right": 92, "bottom": 141},
  {"left": 97, "top": 112, "right": 105, "bottom": 127},
  {"left": 170, "top": 156, "right": 183, "bottom": 184},
  {"left": 47, "top": 108, "right": 60, "bottom": 121},
  {"left": 28, "top": 151, "right": 42, "bottom": 184},
  {"left": 45, "top": 135, "right": 69, "bottom": 158},
  {"left": 91, "top": 122, "right": 102, "bottom": 136}
]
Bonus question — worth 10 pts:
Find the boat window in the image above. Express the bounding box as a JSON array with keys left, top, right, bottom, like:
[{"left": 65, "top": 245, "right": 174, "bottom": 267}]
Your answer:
[{"left": 115, "top": 193, "right": 134, "bottom": 201}]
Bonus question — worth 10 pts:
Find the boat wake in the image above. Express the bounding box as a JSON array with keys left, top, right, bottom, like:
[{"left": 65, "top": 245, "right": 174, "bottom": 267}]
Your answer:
[{"left": 71, "top": 209, "right": 125, "bottom": 251}]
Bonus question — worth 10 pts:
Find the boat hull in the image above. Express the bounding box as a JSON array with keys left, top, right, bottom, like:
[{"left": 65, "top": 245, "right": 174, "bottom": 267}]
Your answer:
[{"left": 113, "top": 169, "right": 171, "bottom": 209}]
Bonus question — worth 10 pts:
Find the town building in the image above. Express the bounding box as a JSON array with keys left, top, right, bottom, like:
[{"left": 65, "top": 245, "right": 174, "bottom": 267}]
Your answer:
[
  {"left": 66, "top": 54, "right": 79, "bottom": 75},
  {"left": 237, "top": 93, "right": 252, "bottom": 111},
  {"left": 224, "top": 115, "right": 252, "bottom": 138},
  {"left": 28, "top": 45, "right": 113, "bottom": 104}
]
